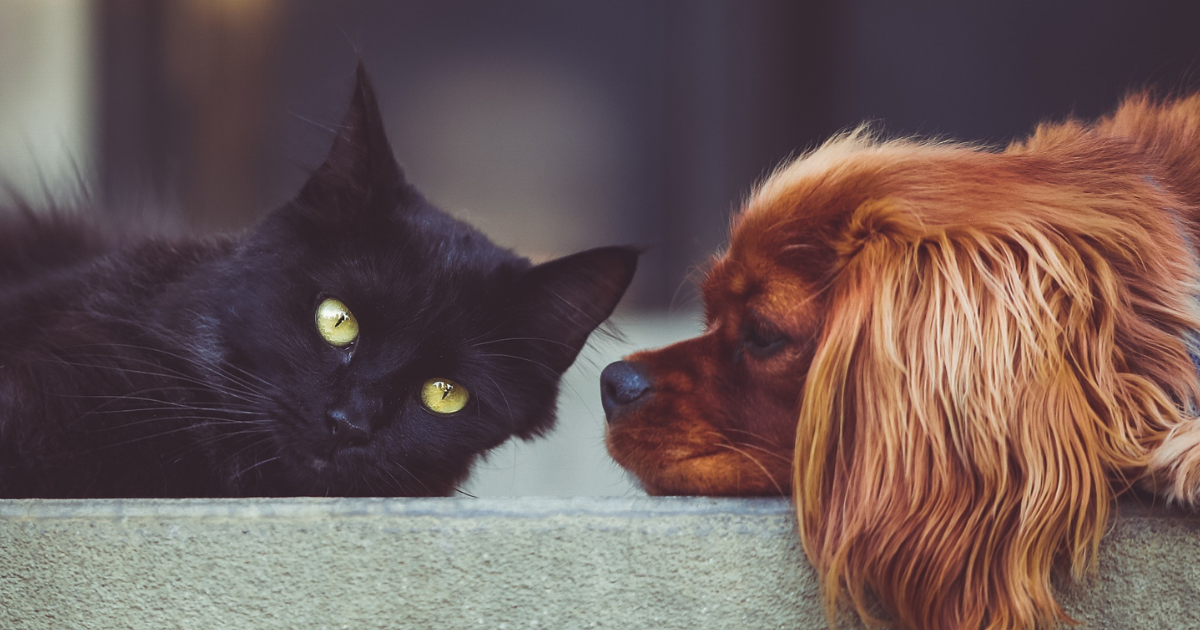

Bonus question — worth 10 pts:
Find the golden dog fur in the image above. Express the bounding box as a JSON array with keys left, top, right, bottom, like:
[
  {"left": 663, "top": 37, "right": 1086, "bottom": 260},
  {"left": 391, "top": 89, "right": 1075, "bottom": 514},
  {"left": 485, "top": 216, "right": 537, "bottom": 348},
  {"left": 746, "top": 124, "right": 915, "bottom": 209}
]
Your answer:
[{"left": 604, "top": 94, "right": 1200, "bottom": 630}]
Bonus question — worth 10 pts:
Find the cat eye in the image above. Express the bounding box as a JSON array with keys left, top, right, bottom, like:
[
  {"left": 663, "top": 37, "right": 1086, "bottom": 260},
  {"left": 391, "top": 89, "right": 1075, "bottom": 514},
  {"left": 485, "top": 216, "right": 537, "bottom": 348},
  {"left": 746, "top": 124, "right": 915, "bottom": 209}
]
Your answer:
[
  {"left": 420, "top": 378, "right": 470, "bottom": 416},
  {"left": 315, "top": 297, "right": 359, "bottom": 347}
]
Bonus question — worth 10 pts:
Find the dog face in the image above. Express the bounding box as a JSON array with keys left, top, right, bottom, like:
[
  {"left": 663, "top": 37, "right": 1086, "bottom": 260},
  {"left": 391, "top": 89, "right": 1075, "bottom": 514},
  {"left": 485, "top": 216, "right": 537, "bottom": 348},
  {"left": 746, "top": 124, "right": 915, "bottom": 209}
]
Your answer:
[
  {"left": 603, "top": 134, "right": 918, "bottom": 497},
  {"left": 604, "top": 101, "right": 1200, "bottom": 630},
  {"left": 601, "top": 182, "right": 845, "bottom": 496}
]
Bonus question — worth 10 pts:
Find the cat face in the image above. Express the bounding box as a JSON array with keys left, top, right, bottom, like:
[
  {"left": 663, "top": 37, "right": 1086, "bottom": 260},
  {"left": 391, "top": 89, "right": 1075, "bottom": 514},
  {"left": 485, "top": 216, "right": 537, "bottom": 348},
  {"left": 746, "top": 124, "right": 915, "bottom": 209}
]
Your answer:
[{"left": 194, "top": 66, "right": 637, "bottom": 496}]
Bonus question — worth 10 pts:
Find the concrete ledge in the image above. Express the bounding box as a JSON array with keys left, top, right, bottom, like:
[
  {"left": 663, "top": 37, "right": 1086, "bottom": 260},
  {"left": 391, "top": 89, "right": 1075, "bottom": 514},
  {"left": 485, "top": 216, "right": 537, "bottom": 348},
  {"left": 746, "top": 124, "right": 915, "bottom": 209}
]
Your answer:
[{"left": 1, "top": 497, "right": 1197, "bottom": 629}]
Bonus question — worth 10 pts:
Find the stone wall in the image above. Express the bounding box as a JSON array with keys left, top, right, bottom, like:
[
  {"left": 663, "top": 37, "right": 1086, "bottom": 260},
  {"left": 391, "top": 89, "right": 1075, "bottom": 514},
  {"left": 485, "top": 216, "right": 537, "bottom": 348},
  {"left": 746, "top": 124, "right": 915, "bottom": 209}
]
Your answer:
[{"left": 1, "top": 497, "right": 1197, "bottom": 629}]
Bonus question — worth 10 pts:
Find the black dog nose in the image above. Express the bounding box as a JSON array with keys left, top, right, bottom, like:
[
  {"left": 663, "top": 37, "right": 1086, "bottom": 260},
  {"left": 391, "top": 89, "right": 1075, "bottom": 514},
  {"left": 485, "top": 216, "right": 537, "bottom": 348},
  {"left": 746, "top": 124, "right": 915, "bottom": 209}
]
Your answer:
[{"left": 600, "top": 361, "right": 653, "bottom": 423}]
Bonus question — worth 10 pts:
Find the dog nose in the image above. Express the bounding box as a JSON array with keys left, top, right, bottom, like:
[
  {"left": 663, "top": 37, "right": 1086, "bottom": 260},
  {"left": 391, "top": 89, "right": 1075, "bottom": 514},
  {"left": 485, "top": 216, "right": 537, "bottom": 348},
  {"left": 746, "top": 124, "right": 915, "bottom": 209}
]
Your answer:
[
  {"left": 600, "top": 361, "right": 653, "bottom": 423},
  {"left": 327, "top": 408, "right": 372, "bottom": 449}
]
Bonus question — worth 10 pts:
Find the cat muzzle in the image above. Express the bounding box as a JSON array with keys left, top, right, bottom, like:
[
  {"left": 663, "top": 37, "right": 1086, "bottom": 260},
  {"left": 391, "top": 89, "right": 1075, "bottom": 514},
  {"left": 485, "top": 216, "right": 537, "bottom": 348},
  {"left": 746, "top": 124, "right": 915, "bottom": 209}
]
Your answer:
[{"left": 326, "top": 408, "right": 372, "bottom": 449}]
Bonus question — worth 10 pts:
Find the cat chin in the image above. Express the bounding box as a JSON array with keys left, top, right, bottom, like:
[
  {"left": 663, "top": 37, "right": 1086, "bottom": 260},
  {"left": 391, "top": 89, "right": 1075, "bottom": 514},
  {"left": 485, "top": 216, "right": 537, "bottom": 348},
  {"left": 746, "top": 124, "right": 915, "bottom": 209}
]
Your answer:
[{"left": 269, "top": 446, "right": 457, "bottom": 497}]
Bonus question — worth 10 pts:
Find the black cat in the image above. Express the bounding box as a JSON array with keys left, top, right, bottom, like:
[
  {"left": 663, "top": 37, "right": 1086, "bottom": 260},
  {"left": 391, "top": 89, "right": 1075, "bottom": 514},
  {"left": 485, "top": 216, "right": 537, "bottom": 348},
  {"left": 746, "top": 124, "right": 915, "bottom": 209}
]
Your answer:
[{"left": 0, "top": 66, "right": 637, "bottom": 498}]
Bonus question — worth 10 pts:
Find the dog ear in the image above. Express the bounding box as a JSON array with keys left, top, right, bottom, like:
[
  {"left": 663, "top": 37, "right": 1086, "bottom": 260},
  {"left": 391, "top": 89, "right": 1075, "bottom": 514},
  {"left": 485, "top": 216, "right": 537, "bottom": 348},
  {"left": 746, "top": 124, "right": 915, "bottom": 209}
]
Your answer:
[{"left": 792, "top": 197, "right": 1191, "bottom": 630}]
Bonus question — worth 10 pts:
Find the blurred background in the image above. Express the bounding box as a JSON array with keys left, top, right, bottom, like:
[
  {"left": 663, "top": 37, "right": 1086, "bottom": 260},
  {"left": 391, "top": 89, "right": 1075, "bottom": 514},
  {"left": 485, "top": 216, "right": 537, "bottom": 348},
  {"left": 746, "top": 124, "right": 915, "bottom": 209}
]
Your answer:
[{"left": 2, "top": 0, "right": 1200, "bottom": 495}]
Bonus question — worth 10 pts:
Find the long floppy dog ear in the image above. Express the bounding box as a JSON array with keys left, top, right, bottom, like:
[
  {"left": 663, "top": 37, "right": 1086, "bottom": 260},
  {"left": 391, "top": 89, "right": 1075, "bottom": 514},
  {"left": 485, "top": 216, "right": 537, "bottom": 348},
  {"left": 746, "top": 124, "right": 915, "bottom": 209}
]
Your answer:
[{"left": 793, "top": 198, "right": 1194, "bottom": 630}]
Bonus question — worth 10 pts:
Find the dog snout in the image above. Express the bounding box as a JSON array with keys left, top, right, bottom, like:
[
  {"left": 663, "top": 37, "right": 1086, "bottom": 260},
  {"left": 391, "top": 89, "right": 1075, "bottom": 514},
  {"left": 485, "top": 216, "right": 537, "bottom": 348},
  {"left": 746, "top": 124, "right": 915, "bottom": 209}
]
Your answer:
[{"left": 600, "top": 360, "right": 653, "bottom": 423}]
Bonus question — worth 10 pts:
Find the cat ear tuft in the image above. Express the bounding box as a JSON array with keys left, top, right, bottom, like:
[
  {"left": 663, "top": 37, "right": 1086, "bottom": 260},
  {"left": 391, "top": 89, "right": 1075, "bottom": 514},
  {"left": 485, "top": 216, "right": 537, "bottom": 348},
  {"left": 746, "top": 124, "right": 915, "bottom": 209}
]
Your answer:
[
  {"left": 512, "top": 246, "right": 640, "bottom": 374},
  {"left": 298, "top": 63, "right": 408, "bottom": 214}
]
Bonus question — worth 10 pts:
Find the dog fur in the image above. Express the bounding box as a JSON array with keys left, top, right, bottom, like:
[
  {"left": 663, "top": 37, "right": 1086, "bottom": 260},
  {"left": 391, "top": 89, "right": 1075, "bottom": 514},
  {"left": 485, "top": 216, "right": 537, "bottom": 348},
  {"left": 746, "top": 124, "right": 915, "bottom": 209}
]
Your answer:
[{"left": 604, "top": 94, "right": 1200, "bottom": 630}]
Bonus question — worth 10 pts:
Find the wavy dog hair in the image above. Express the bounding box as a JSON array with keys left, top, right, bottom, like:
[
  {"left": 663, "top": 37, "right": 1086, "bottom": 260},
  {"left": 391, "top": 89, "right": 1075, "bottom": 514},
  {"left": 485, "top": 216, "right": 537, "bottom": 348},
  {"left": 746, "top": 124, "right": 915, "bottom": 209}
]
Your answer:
[
  {"left": 780, "top": 95, "right": 1200, "bottom": 630},
  {"left": 604, "top": 94, "right": 1200, "bottom": 629}
]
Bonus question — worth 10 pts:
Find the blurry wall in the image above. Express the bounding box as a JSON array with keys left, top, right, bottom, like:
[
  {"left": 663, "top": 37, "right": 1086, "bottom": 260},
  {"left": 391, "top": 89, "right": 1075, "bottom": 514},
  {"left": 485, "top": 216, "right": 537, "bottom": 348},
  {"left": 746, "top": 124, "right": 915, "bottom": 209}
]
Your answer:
[
  {"left": 93, "top": 0, "right": 841, "bottom": 309},
  {"left": 837, "top": 1, "right": 1200, "bottom": 141},
  {"left": 97, "top": 0, "right": 281, "bottom": 228},
  {"left": 86, "top": 0, "right": 1200, "bottom": 309},
  {"left": 0, "top": 0, "right": 91, "bottom": 202}
]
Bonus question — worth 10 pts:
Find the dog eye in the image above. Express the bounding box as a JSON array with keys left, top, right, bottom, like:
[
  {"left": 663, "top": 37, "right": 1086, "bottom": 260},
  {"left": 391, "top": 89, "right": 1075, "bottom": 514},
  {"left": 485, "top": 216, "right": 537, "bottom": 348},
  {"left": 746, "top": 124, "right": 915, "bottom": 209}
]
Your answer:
[{"left": 744, "top": 321, "right": 788, "bottom": 358}]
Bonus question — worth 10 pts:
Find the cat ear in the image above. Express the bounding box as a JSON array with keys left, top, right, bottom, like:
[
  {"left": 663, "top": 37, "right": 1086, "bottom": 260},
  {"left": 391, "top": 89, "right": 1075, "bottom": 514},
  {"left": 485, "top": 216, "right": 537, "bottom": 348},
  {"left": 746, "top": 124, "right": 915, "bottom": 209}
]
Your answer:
[
  {"left": 298, "top": 63, "right": 408, "bottom": 213},
  {"left": 512, "top": 246, "right": 639, "bottom": 374}
]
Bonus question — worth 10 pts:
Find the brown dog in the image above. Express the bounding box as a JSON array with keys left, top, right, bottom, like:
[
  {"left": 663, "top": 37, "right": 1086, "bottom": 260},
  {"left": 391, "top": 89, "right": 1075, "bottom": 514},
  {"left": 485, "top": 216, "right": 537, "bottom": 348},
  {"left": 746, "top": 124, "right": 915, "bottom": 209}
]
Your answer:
[{"left": 602, "top": 94, "right": 1200, "bottom": 630}]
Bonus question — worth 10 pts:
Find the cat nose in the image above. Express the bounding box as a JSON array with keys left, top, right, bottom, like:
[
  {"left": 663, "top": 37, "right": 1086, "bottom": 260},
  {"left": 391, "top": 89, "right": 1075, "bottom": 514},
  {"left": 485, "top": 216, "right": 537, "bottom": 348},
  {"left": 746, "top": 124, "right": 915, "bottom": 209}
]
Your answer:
[
  {"left": 600, "top": 361, "right": 653, "bottom": 423},
  {"left": 326, "top": 408, "right": 372, "bottom": 448}
]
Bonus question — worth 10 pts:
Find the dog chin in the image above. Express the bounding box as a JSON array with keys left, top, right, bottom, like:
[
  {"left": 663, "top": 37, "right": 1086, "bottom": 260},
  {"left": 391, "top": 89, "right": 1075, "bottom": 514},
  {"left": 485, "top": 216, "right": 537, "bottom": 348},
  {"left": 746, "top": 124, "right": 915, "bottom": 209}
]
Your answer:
[
  {"left": 638, "top": 465, "right": 787, "bottom": 497},
  {"left": 608, "top": 434, "right": 788, "bottom": 497}
]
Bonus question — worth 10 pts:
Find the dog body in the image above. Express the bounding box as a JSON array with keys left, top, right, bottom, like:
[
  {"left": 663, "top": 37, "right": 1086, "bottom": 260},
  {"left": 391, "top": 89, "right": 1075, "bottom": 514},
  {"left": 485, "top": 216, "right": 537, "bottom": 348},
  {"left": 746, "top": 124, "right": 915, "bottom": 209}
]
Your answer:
[{"left": 603, "top": 95, "right": 1200, "bottom": 630}]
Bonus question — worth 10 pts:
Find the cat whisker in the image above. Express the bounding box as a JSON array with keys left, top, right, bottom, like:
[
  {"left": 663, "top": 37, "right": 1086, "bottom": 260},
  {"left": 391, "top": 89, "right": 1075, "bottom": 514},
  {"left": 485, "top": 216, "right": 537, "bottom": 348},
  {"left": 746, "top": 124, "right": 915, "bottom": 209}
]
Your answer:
[
  {"left": 204, "top": 426, "right": 275, "bottom": 442},
  {"left": 64, "top": 341, "right": 279, "bottom": 401},
  {"left": 461, "top": 323, "right": 508, "bottom": 347},
  {"left": 56, "top": 385, "right": 256, "bottom": 414},
  {"left": 480, "top": 373, "right": 515, "bottom": 427},
  {"left": 59, "top": 385, "right": 245, "bottom": 401},
  {"left": 470, "top": 336, "right": 577, "bottom": 351},
  {"left": 71, "top": 389, "right": 260, "bottom": 412},
  {"left": 364, "top": 470, "right": 383, "bottom": 496},
  {"left": 214, "top": 364, "right": 280, "bottom": 398},
  {"left": 77, "top": 422, "right": 231, "bottom": 454},
  {"left": 192, "top": 429, "right": 276, "bottom": 452},
  {"left": 211, "top": 433, "right": 277, "bottom": 471},
  {"left": 40, "top": 355, "right": 273, "bottom": 405},
  {"left": 543, "top": 288, "right": 593, "bottom": 320},
  {"left": 289, "top": 112, "right": 339, "bottom": 135},
  {"left": 159, "top": 323, "right": 283, "bottom": 392},
  {"left": 128, "top": 353, "right": 277, "bottom": 404},
  {"left": 186, "top": 430, "right": 276, "bottom": 459},
  {"left": 232, "top": 455, "right": 280, "bottom": 480},
  {"left": 95, "top": 375, "right": 268, "bottom": 407},
  {"left": 83, "top": 403, "right": 262, "bottom": 417},
  {"left": 94, "top": 415, "right": 272, "bottom": 434},
  {"left": 473, "top": 353, "right": 557, "bottom": 375},
  {"left": 382, "top": 460, "right": 430, "bottom": 496},
  {"left": 367, "top": 462, "right": 395, "bottom": 496}
]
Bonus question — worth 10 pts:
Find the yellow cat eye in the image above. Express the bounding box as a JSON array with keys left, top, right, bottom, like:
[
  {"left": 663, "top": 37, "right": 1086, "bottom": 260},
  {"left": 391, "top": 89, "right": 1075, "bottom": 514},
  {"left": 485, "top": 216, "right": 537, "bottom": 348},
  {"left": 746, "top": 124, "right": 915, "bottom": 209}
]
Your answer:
[
  {"left": 420, "top": 378, "right": 470, "bottom": 416},
  {"left": 315, "top": 297, "right": 359, "bottom": 347}
]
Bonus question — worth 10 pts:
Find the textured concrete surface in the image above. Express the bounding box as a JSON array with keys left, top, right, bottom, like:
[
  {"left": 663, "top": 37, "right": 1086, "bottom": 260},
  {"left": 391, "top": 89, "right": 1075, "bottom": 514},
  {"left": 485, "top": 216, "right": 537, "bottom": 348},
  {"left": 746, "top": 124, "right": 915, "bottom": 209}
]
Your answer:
[{"left": 0, "top": 497, "right": 1197, "bottom": 629}]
